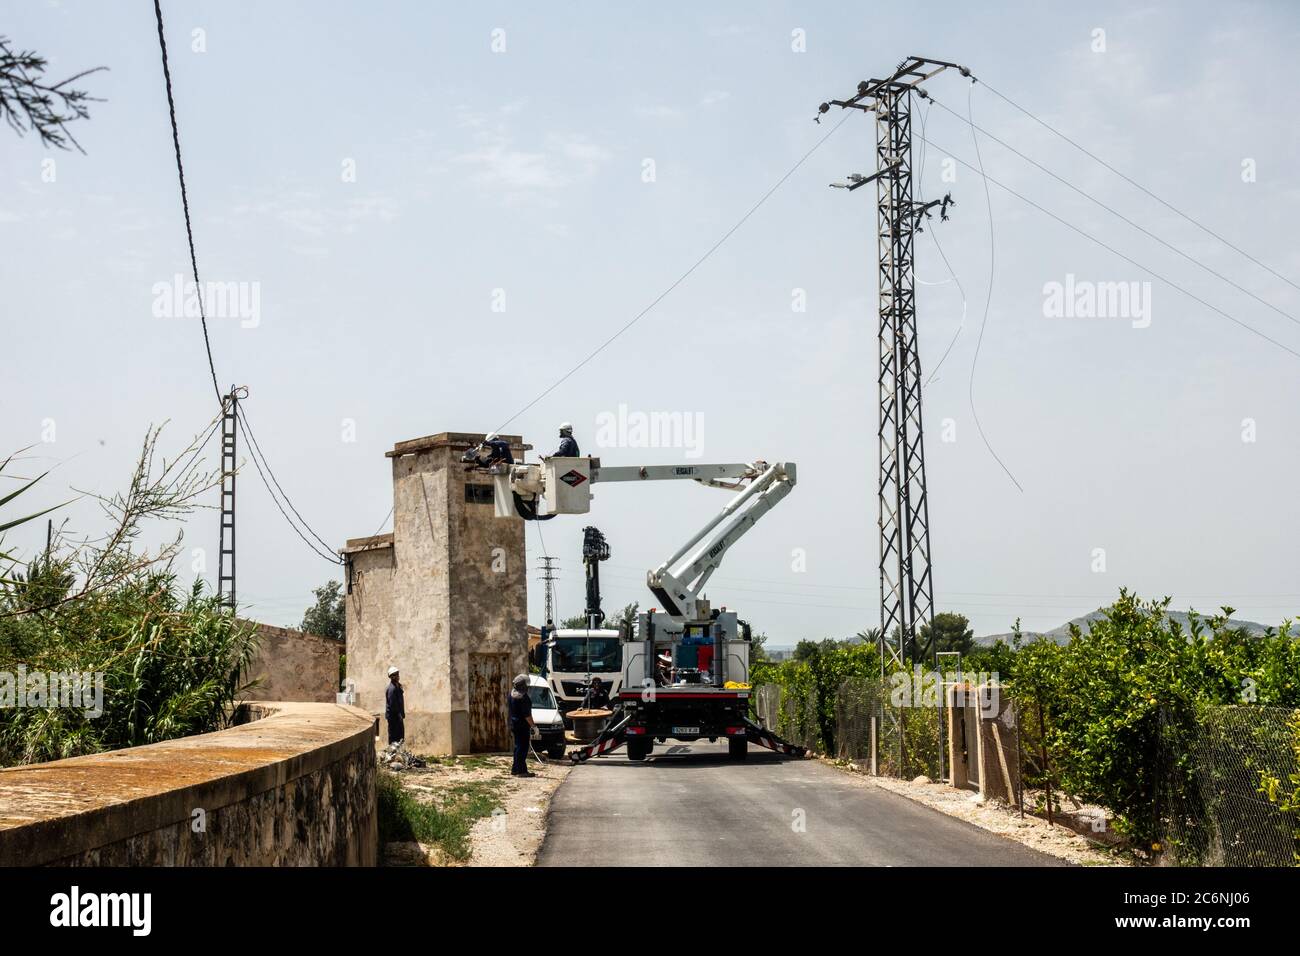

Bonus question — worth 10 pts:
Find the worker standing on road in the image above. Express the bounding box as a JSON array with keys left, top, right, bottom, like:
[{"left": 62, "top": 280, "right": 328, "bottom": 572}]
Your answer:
[
  {"left": 553, "top": 422, "right": 579, "bottom": 457},
  {"left": 583, "top": 676, "right": 610, "bottom": 710},
  {"left": 385, "top": 666, "right": 405, "bottom": 746},
  {"left": 508, "top": 674, "right": 536, "bottom": 777}
]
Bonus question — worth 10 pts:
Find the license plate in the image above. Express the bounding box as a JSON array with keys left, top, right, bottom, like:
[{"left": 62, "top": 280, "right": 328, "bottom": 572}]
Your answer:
[{"left": 672, "top": 726, "right": 700, "bottom": 735}]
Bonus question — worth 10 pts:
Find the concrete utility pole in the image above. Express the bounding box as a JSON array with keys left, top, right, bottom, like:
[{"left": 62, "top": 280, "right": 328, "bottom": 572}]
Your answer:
[
  {"left": 818, "top": 56, "right": 965, "bottom": 676},
  {"left": 537, "top": 556, "right": 559, "bottom": 627}
]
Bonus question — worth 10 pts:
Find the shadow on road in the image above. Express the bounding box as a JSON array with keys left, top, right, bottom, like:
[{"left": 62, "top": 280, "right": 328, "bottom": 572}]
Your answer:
[{"left": 581, "top": 747, "right": 802, "bottom": 769}]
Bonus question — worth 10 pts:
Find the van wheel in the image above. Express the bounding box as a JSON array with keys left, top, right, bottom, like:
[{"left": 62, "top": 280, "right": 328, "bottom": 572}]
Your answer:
[
  {"left": 728, "top": 737, "right": 748, "bottom": 761},
  {"left": 547, "top": 744, "right": 566, "bottom": 760}
]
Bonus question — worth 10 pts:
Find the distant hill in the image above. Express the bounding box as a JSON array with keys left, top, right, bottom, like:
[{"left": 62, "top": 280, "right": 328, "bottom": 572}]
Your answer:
[{"left": 975, "top": 608, "right": 1275, "bottom": 647}]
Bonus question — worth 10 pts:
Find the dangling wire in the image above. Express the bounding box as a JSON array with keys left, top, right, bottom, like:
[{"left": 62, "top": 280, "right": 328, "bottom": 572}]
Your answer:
[{"left": 965, "top": 80, "right": 1024, "bottom": 493}]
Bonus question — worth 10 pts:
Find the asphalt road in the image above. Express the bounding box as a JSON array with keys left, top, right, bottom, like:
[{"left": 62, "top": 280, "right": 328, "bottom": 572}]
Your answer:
[{"left": 538, "top": 741, "right": 1063, "bottom": 866}]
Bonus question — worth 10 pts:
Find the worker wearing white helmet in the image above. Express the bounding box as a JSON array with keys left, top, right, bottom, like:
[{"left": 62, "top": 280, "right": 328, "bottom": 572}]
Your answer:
[
  {"left": 385, "top": 666, "right": 405, "bottom": 746},
  {"left": 553, "top": 422, "right": 580, "bottom": 458},
  {"left": 482, "top": 431, "right": 513, "bottom": 466}
]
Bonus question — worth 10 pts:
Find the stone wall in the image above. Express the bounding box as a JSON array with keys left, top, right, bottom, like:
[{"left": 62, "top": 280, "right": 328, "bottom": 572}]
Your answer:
[
  {"left": 242, "top": 621, "right": 343, "bottom": 703},
  {"left": 0, "top": 702, "right": 378, "bottom": 866}
]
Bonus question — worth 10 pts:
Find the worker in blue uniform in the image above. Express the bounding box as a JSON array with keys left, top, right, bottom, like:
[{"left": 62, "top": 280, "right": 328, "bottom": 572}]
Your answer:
[
  {"left": 385, "top": 666, "right": 405, "bottom": 745},
  {"left": 508, "top": 674, "right": 536, "bottom": 777},
  {"left": 482, "top": 431, "right": 514, "bottom": 466},
  {"left": 553, "top": 422, "right": 579, "bottom": 457}
]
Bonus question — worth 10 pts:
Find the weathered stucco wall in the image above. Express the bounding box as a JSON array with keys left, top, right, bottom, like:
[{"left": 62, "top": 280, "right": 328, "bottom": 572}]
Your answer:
[
  {"left": 344, "top": 432, "right": 528, "bottom": 755},
  {"left": 344, "top": 534, "right": 396, "bottom": 722},
  {"left": 0, "top": 702, "right": 378, "bottom": 867},
  {"left": 242, "top": 621, "right": 343, "bottom": 703}
]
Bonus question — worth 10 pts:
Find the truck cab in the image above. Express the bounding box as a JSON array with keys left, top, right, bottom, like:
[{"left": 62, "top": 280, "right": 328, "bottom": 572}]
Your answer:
[{"left": 540, "top": 627, "right": 625, "bottom": 720}]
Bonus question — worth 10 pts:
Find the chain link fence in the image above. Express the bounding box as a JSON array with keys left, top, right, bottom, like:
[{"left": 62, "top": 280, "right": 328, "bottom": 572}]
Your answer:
[
  {"left": 1159, "top": 705, "right": 1300, "bottom": 867},
  {"left": 754, "top": 678, "right": 943, "bottom": 780}
]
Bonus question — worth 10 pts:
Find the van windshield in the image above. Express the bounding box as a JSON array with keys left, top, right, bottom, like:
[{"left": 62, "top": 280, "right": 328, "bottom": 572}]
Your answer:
[
  {"left": 552, "top": 636, "right": 621, "bottom": 673},
  {"left": 527, "top": 686, "right": 556, "bottom": 709}
]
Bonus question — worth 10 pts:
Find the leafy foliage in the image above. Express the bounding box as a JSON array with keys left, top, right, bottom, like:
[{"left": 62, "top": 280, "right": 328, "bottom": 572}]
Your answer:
[
  {"left": 0, "top": 424, "right": 259, "bottom": 766},
  {"left": 300, "top": 580, "right": 345, "bottom": 641}
]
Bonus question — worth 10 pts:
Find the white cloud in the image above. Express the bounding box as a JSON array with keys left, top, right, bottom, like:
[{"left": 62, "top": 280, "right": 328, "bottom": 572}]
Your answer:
[{"left": 444, "top": 106, "right": 612, "bottom": 201}]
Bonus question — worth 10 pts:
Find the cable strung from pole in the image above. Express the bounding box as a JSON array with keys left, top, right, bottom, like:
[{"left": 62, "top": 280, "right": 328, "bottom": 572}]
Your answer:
[
  {"left": 235, "top": 405, "right": 337, "bottom": 556},
  {"left": 916, "top": 132, "right": 1300, "bottom": 364},
  {"left": 234, "top": 406, "right": 342, "bottom": 565},
  {"left": 491, "top": 110, "right": 855, "bottom": 434},
  {"left": 913, "top": 100, "right": 968, "bottom": 386},
  {"left": 964, "top": 82, "right": 1024, "bottom": 493},
  {"left": 976, "top": 79, "right": 1300, "bottom": 296},
  {"left": 928, "top": 93, "right": 1300, "bottom": 330},
  {"left": 152, "top": 0, "right": 222, "bottom": 407}
]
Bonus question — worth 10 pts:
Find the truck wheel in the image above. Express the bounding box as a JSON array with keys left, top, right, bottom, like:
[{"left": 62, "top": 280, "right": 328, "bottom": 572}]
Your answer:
[
  {"left": 728, "top": 737, "right": 748, "bottom": 761},
  {"left": 627, "top": 739, "right": 648, "bottom": 761}
]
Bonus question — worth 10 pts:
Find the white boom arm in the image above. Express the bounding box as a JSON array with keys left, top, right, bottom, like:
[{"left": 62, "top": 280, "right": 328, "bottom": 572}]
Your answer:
[
  {"left": 643, "top": 461, "right": 795, "bottom": 620},
  {"left": 475, "top": 446, "right": 796, "bottom": 623}
]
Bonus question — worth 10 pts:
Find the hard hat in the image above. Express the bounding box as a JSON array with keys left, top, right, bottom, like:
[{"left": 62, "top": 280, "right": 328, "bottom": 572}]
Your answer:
[
  {"left": 484, "top": 431, "right": 499, "bottom": 442},
  {"left": 559, "top": 422, "right": 573, "bottom": 433},
  {"left": 387, "top": 666, "right": 400, "bottom": 677},
  {"left": 512, "top": 673, "right": 529, "bottom": 688}
]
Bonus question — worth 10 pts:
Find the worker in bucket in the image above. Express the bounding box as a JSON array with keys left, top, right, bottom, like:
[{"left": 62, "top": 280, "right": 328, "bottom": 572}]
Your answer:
[
  {"left": 508, "top": 673, "right": 536, "bottom": 777},
  {"left": 385, "top": 666, "right": 405, "bottom": 746},
  {"left": 583, "top": 675, "right": 610, "bottom": 710},
  {"left": 552, "top": 422, "right": 579, "bottom": 457},
  {"left": 482, "top": 431, "right": 513, "bottom": 466}
]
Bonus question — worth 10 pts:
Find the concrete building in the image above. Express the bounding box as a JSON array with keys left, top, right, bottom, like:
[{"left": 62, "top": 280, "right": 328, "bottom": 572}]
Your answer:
[{"left": 342, "top": 432, "right": 530, "bottom": 755}]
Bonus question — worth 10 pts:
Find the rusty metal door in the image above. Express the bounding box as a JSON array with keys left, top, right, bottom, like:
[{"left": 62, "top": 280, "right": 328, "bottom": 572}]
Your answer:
[{"left": 469, "top": 653, "right": 510, "bottom": 752}]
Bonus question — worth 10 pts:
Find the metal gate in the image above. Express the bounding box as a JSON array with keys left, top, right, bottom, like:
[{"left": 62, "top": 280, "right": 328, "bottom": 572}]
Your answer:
[{"left": 469, "top": 652, "right": 510, "bottom": 752}]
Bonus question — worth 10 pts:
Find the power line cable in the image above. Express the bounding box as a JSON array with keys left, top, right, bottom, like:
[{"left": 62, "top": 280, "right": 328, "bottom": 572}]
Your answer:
[
  {"left": 929, "top": 93, "right": 1300, "bottom": 330},
  {"left": 491, "top": 110, "right": 855, "bottom": 433},
  {"left": 964, "top": 82, "right": 1024, "bottom": 492},
  {"left": 234, "top": 407, "right": 341, "bottom": 565},
  {"left": 151, "top": 0, "right": 221, "bottom": 406},
  {"left": 917, "top": 131, "right": 1300, "bottom": 364},
  {"left": 235, "top": 405, "right": 336, "bottom": 555},
  {"left": 913, "top": 99, "right": 968, "bottom": 385},
  {"left": 977, "top": 79, "right": 1300, "bottom": 295}
]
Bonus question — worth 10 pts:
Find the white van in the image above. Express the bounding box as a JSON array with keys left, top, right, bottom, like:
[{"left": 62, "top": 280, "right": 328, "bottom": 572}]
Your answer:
[{"left": 527, "top": 675, "right": 567, "bottom": 759}]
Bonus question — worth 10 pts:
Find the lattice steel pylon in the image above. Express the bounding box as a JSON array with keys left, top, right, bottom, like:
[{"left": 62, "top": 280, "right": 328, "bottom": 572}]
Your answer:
[
  {"left": 819, "top": 57, "right": 965, "bottom": 675},
  {"left": 537, "top": 556, "right": 559, "bottom": 627},
  {"left": 217, "top": 386, "right": 246, "bottom": 611}
]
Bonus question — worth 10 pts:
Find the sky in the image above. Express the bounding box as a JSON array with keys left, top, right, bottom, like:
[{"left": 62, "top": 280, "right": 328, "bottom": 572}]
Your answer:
[{"left": 3, "top": 0, "right": 1299, "bottom": 645}]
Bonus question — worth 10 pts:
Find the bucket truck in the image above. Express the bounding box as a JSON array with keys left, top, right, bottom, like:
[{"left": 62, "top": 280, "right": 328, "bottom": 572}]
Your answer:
[{"left": 462, "top": 445, "right": 808, "bottom": 762}]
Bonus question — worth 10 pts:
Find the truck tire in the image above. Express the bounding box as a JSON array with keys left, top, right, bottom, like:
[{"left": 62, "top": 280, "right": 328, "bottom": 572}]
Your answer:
[
  {"left": 627, "top": 739, "right": 649, "bottom": 761},
  {"left": 728, "top": 737, "right": 748, "bottom": 761}
]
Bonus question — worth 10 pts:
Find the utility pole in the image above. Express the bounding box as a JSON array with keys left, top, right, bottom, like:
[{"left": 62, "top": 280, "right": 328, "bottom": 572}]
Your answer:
[
  {"left": 818, "top": 56, "right": 964, "bottom": 678},
  {"left": 820, "top": 57, "right": 965, "bottom": 779},
  {"left": 217, "top": 386, "right": 244, "bottom": 611},
  {"left": 537, "top": 556, "right": 559, "bottom": 627}
]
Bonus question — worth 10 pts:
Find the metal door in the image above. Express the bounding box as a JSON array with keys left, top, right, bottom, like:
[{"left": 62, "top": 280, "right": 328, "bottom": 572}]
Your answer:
[{"left": 469, "top": 652, "right": 510, "bottom": 752}]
